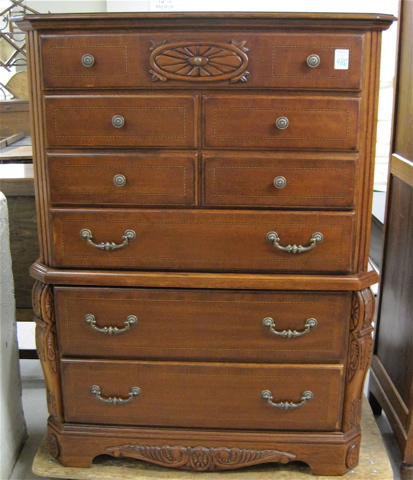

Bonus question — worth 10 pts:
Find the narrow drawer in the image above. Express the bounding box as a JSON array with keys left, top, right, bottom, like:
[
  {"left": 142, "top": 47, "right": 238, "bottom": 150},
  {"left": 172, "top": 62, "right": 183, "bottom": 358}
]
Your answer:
[
  {"left": 50, "top": 208, "right": 355, "bottom": 273},
  {"left": 203, "top": 155, "right": 356, "bottom": 208},
  {"left": 204, "top": 95, "right": 360, "bottom": 150},
  {"left": 48, "top": 153, "right": 197, "bottom": 206},
  {"left": 40, "top": 33, "right": 363, "bottom": 90},
  {"left": 55, "top": 287, "right": 350, "bottom": 363},
  {"left": 61, "top": 360, "right": 344, "bottom": 431},
  {"left": 45, "top": 95, "right": 197, "bottom": 148}
]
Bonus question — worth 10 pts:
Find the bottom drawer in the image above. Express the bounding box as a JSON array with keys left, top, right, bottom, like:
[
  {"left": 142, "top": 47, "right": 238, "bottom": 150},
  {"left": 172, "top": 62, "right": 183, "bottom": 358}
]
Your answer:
[{"left": 61, "top": 360, "right": 343, "bottom": 431}]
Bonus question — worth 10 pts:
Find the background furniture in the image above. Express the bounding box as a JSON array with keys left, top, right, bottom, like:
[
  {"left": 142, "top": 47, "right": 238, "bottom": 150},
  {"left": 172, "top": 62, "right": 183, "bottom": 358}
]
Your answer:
[{"left": 368, "top": 1, "right": 413, "bottom": 479}]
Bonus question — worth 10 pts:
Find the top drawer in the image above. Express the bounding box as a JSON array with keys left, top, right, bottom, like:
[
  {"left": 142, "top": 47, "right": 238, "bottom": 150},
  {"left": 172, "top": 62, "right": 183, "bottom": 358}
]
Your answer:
[{"left": 40, "top": 33, "right": 364, "bottom": 90}]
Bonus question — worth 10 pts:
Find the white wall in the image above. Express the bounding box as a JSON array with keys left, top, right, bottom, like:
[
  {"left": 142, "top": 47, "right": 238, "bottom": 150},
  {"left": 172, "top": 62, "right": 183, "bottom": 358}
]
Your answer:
[{"left": 26, "top": 0, "right": 106, "bottom": 13}]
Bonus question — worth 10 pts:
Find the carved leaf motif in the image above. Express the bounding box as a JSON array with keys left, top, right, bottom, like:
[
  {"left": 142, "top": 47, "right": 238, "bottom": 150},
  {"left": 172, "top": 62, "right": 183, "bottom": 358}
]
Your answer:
[
  {"left": 149, "top": 41, "right": 249, "bottom": 83},
  {"left": 32, "top": 281, "right": 45, "bottom": 319},
  {"left": 105, "top": 444, "right": 296, "bottom": 471}
]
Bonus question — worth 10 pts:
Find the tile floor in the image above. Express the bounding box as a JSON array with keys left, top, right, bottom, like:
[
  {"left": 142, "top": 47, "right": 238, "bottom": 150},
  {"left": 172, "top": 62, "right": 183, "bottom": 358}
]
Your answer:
[{"left": 10, "top": 360, "right": 403, "bottom": 480}]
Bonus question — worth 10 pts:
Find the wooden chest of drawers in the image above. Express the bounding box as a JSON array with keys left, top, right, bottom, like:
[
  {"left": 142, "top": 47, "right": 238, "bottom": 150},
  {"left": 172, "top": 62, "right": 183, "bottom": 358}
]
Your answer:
[{"left": 18, "top": 12, "right": 394, "bottom": 475}]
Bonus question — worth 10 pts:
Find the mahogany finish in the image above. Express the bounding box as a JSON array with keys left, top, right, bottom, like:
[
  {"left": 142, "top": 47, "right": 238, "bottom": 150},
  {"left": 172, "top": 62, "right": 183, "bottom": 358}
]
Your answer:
[{"left": 18, "top": 12, "right": 394, "bottom": 475}]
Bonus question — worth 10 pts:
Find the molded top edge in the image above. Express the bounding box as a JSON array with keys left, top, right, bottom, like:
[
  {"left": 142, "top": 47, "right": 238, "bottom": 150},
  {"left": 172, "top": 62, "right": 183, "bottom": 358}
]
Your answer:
[{"left": 14, "top": 12, "right": 396, "bottom": 31}]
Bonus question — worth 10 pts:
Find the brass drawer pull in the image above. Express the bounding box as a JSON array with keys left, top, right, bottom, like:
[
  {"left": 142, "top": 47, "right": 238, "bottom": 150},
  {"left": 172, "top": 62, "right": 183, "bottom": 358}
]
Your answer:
[
  {"left": 113, "top": 174, "right": 127, "bottom": 186},
  {"left": 84, "top": 314, "right": 138, "bottom": 335},
  {"left": 80, "top": 228, "right": 136, "bottom": 251},
  {"left": 261, "top": 390, "right": 313, "bottom": 410},
  {"left": 266, "top": 231, "right": 323, "bottom": 253},
  {"left": 112, "top": 115, "right": 125, "bottom": 128},
  {"left": 273, "top": 176, "right": 287, "bottom": 189},
  {"left": 90, "top": 385, "right": 141, "bottom": 405},
  {"left": 81, "top": 53, "right": 95, "bottom": 67},
  {"left": 262, "top": 317, "right": 317, "bottom": 338},
  {"left": 275, "top": 116, "right": 289, "bottom": 130},
  {"left": 307, "top": 54, "right": 320, "bottom": 68}
]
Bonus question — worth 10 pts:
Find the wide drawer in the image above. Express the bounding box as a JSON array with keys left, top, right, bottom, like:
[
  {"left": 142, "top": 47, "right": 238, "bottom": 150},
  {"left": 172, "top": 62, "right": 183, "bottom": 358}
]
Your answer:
[
  {"left": 48, "top": 153, "right": 197, "bottom": 206},
  {"left": 55, "top": 287, "right": 350, "bottom": 363},
  {"left": 61, "top": 360, "right": 344, "bottom": 431},
  {"left": 45, "top": 95, "right": 197, "bottom": 148},
  {"left": 203, "top": 155, "right": 356, "bottom": 208},
  {"left": 204, "top": 95, "right": 360, "bottom": 150},
  {"left": 40, "top": 32, "right": 363, "bottom": 90},
  {"left": 50, "top": 208, "right": 355, "bottom": 273}
]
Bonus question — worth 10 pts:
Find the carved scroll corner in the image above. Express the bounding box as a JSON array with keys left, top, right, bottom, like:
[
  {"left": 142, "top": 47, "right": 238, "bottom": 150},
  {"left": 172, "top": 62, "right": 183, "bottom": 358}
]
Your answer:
[
  {"left": 231, "top": 39, "right": 249, "bottom": 52},
  {"left": 347, "top": 288, "right": 375, "bottom": 384},
  {"left": 349, "top": 398, "right": 362, "bottom": 428},
  {"left": 231, "top": 70, "right": 250, "bottom": 83},
  {"left": 32, "top": 280, "right": 46, "bottom": 320},
  {"left": 46, "top": 389, "right": 58, "bottom": 418},
  {"left": 149, "top": 69, "right": 167, "bottom": 82},
  {"left": 105, "top": 444, "right": 296, "bottom": 471},
  {"left": 150, "top": 39, "right": 168, "bottom": 51}
]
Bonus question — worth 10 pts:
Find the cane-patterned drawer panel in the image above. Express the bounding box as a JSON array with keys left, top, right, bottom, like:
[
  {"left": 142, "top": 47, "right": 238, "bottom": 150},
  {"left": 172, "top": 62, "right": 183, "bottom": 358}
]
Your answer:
[
  {"left": 50, "top": 208, "right": 355, "bottom": 273},
  {"left": 48, "top": 153, "right": 198, "bottom": 206},
  {"left": 40, "top": 32, "right": 363, "bottom": 90},
  {"left": 203, "top": 155, "right": 357, "bottom": 208},
  {"left": 61, "top": 359, "right": 344, "bottom": 431},
  {"left": 55, "top": 287, "right": 350, "bottom": 363},
  {"left": 204, "top": 95, "right": 360, "bottom": 150},
  {"left": 45, "top": 95, "right": 198, "bottom": 148}
]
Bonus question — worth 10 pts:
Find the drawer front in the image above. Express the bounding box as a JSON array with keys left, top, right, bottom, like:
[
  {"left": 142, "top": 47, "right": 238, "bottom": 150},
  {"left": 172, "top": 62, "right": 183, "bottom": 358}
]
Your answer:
[
  {"left": 61, "top": 360, "right": 344, "bottom": 431},
  {"left": 45, "top": 95, "right": 197, "bottom": 148},
  {"left": 55, "top": 287, "right": 350, "bottom": 363},
  {"left": 50, "top": 208, "right": 355, "bottom": 273},
  {"left": 204, "top": 96, "right": 360, "bottom": 150},
  {"left": 48, "top": 154, "right": 197, "bottom": 206},
  {"left": 41, "top": 33, "right": 363, "bottom": 90},
  {"left": 203, "top": 155, "right": 356, "bottom": 208}
]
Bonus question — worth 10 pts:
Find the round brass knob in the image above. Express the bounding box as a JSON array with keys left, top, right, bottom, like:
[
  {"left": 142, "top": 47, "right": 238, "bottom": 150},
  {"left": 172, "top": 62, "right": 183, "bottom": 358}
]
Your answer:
[
  {"left": 274, "top": 176, "right": 287, "bottom": 189},
  {"left": 112, "top": 115, "right": 125, "bottom": 128},
  {"left": 275, "top": 117, "right": 289, "bottom": 130},
  {"left": 113, "top": 174, "right": 126, "bottom": 186},
  {"left": 81, "top": 54, "right": 95, "bottom": 67},
  {"left": 307, "top": 54, "right": 320, "bottom": 68}
]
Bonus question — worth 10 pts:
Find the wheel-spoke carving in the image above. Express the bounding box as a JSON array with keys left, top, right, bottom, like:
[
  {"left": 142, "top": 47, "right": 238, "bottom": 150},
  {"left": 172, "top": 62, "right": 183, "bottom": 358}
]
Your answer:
[{"left": 149, "top": 40, "right": 249, "bottom": 83}]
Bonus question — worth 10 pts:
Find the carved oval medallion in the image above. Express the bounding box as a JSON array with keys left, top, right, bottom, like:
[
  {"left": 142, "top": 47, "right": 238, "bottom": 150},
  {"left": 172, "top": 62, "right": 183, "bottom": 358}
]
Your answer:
[{"left": 149, "top": 40, "right": 249, "bottom": 83}]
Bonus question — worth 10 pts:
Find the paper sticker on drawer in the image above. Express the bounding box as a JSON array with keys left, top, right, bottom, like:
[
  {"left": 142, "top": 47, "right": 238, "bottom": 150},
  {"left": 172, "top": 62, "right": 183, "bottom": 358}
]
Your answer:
[{"left": 334, "top": 49, "right": 350, "bottom": 70}]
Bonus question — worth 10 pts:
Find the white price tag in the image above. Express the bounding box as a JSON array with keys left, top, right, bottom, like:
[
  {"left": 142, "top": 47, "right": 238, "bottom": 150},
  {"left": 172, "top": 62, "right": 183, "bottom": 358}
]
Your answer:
[
  {"left": 150, "top": 0, "right": 181, "bottom": 11},
  {"left": 334, "top": 49, "right": 350, "bottom": 70}
]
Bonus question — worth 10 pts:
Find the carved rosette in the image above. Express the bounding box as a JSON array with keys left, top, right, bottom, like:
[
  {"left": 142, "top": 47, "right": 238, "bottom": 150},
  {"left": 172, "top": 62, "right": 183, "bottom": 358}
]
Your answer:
[
  {"left": 149, "top": 40, "right": 249, "bottom": 83},
  {"left": 105, "top": 444, "right": 296, "bottom": 471},
  {"left": 346, "top": 443, "right": 359, "bottom": 469},
  {"left": 48, "top": 434, "right": 60, "bottom": 459},
  {"left": 32, "top": 281, "right": 63, "bottom": 422},
  {"left": 342, "top": 288, "right": 375, "bottom": 433}
]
